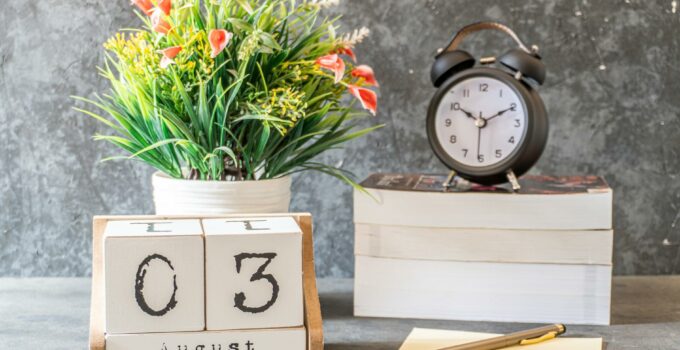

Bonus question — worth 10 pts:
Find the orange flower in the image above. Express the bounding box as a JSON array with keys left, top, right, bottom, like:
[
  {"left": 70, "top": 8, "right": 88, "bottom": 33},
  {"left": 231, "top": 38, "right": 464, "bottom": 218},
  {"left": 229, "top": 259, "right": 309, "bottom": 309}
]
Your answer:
[
  {"left": 336, "top": 47, "right": 356, "bottom": 62},
  {"left": 151, "top": 9, "right": 171, "bottom": 34},
  {"left": 162, "top": 46, "right": 182, "bottom": 59},
  {"left": 132, "top": 0, "right": 154, "bottom": 15},
  {"left": 348, "top": 85, "right": 378, "bottom": 116},
  {"left": 160, "top": 46, "right": 182, "bottom": 69},
  {"left": 209, "top": 29, "right": 233, "bottom": 58},
  {"left": 351, "top": 65, "right": 379, "bottom": 87},
  {"left": 315, "top": 54, "right": 345, "bottom": 84},
  {"left": 157, "top": 0, "right": 171, "bottom": 16}
]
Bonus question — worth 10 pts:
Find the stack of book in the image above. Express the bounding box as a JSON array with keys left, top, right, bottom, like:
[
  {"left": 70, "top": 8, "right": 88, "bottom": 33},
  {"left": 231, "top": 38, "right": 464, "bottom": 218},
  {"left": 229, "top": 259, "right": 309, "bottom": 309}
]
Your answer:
[{"left": 353, "top": 173, "right": 613, "bottom": 325}]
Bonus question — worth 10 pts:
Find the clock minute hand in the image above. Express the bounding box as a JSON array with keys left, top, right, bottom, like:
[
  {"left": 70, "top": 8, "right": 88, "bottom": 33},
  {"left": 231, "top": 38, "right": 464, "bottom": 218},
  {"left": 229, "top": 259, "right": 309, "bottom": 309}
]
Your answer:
[{"left": 485, "top": 106, "right": 513, "bottom": 122}]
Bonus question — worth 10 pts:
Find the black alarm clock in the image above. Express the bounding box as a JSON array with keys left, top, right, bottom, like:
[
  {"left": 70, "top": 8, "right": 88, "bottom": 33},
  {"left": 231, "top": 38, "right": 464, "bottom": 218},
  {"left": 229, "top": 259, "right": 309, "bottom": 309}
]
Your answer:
[{"left": 426, "top": 22, "right": 548, "bottom": 190}]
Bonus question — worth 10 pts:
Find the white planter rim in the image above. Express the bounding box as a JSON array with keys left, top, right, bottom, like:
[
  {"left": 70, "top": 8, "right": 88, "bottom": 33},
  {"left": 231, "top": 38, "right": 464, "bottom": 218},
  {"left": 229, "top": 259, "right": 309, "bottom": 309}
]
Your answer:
[
  {"left": 151, "top": 171, "right": 292, "bottom": 215},
  {"left": 152, "top": 171, "right": 291, "bottom": 184}
]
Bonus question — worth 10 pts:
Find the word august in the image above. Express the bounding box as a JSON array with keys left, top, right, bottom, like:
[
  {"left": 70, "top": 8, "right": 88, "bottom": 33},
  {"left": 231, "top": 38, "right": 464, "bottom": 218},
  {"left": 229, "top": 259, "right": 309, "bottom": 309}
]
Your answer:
[{"left": 163, "top": 340, "right": 256, "bottom": 350}]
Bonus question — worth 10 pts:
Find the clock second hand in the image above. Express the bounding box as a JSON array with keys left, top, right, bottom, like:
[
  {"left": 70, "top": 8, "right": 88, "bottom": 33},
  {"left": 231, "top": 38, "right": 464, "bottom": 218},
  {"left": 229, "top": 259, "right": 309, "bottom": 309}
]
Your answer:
[
  {"left": 477, "top": 126, "right": 482, "bottom": 161},
  {"left": 476, "top": 111, "right": 483, "bottom": 161}
]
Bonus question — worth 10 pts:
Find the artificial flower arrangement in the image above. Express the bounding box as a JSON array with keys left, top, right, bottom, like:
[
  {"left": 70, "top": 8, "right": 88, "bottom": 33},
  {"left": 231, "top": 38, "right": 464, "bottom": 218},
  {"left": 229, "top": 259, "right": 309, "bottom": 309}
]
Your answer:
[{"left": 76, "top": 0, "right": 380, "bottom": 187}]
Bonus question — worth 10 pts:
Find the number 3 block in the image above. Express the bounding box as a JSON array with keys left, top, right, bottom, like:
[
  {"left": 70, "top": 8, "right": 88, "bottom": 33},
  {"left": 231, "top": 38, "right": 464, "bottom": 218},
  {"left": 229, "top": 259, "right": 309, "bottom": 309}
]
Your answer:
[
  {"left": 203, "top": 217, "right": 303, "bottom": 330},
  {"left": 104, "top": 220, "right": 205, "bottom": 334}
]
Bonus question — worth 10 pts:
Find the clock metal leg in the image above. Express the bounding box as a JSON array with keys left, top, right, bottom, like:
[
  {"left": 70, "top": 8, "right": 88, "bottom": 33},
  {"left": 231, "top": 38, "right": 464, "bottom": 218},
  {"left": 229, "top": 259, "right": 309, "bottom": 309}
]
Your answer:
[
  {"left": 506, "top": 170, "right": 521, "bottom": 192},
  {"left": 443, "top": 170, "right": 458, "bottom": 190},
  {"left": 514, "top": 71, "right": 523, "bottom": 81}
]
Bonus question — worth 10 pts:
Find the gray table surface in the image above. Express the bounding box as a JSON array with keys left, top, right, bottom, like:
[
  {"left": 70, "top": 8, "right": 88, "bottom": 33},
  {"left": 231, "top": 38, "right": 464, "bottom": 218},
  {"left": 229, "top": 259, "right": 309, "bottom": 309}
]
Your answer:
[{"left": 0, "top": 277, "right": 679, "bottom": 349}]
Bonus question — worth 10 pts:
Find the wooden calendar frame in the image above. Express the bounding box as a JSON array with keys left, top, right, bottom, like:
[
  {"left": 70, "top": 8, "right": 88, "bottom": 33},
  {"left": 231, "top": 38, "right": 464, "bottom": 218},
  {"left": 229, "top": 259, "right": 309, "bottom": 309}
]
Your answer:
[{"left": 89, "top": 213, "right": 323, "bottom": 350}]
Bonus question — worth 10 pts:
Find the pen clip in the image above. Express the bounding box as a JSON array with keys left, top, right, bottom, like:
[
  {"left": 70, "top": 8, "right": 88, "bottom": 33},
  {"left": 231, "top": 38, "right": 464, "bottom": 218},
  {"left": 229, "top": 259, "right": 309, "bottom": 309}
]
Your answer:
[{"left": 519, "top": 331, "right": 558, "bottom": 346}]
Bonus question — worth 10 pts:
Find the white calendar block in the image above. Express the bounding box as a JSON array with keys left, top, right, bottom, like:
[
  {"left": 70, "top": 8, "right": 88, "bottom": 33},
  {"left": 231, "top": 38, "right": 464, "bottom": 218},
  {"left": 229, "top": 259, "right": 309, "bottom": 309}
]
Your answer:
[
  {"left": 104, "top": 219, "right": 205, "bottom": 334},
  {"left": 203, "top": 217, "right": 303, "bottom": 330},
  {"left": 106, "top": 326, "right": 306, "bottom": 350}
]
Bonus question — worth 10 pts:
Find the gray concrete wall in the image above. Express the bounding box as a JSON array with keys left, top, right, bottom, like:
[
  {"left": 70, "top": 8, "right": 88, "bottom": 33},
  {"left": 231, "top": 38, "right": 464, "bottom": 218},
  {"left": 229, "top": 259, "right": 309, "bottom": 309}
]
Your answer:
[{"left": 0, "top": 0, "right": 678, "bottom": 277}]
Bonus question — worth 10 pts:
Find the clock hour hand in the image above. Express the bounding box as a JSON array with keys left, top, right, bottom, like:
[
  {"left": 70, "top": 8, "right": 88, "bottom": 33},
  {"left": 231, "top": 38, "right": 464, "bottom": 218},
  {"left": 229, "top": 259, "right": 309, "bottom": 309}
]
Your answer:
[
  {"left": 485, "top": 106, "right": 514, "bottom": 122},
  {"left": 458, "top": 107, "right": 477, "bottom": 121}
]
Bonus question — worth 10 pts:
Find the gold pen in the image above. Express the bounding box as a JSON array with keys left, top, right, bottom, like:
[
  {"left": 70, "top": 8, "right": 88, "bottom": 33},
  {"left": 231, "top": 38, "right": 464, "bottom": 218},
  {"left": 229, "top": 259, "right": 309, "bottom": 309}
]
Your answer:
[{"left": 437, "top": 324, "right": 567, "bottom": 350}]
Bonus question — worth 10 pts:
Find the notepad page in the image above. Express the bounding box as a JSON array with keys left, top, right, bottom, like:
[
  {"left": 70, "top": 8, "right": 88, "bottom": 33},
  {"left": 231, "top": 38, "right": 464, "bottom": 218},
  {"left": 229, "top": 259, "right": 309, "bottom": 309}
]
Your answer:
[{"left": 399, "top": 328, "right": 603, "bottom": 350}]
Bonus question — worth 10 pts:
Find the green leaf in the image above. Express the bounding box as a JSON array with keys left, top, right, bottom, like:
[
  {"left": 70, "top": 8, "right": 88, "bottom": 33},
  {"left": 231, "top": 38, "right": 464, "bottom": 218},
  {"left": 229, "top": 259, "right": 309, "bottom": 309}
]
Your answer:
[
  {"left": 255, "top": 123, "right": 271, "bottom": 160},
  {"left": 259, "top": 32, "right": 282, "bottom": 51},
  {"left": 233, "top": 113, "right": 291, "bottom": 124},
  {"left": 227, "top": 18, "right": 254, "bottom": 33},
  {"left": 72, "top": 106, "right": 123, "bottom": 134},
  {"left": 128, "top": 138, "right": 186, "bottom": 159},
  {"left": 212, "top": 146, "right": 239, "bottom": 165},
  {"left": 234, "top": 0, "right": 254, "bottom": 14}
]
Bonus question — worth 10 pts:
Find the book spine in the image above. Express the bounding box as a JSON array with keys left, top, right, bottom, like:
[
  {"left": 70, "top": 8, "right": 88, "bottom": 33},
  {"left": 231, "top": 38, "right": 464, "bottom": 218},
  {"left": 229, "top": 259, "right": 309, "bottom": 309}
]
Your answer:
[
  {"left": 354, "top": 256, "right": 612, "bottom": 325},
  {"left": 354, "top": 224, "right": 614, "bottom": 265},
  {"left": 353, "top": 189, "right": 613, "bottom": 230}
]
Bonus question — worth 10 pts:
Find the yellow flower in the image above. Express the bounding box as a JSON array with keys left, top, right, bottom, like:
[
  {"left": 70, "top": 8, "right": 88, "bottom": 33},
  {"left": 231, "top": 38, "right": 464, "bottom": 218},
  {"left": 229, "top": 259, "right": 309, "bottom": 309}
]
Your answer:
[{"left": 256, "top": 87, "right": 307, "bottom": 135}]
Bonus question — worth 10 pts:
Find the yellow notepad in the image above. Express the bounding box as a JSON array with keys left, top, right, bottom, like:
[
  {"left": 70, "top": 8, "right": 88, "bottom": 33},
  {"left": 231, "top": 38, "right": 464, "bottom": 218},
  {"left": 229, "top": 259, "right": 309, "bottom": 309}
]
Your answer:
[{"left": 400, "top": 328, "right": 603, "bottom": 350}]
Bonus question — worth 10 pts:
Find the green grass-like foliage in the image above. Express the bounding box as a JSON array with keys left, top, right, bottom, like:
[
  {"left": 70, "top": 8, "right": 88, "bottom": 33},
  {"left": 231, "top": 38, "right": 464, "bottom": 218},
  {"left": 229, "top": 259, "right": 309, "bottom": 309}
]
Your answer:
[{"left": 75, "top": 0, "right": 381, "bottom": 187}]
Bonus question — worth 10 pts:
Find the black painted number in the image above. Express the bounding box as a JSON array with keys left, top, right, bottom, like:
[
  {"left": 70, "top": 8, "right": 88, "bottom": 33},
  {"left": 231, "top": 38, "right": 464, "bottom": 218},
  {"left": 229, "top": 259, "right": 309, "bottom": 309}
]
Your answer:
[
  {"left": 135, "top": 254, "right": 178, "bottom": 317},
  {"left": 451, "top": 102, "right": 460, "bottom": 111},
  {"left": 462, "top": 89, "right": 470, "bottom": 98},
  {"left": 462, "top": 149, "right": 468, "bottom": 157},
  {"left": 234, "top": 253, "right": 279, "bottom": 314},
  {"left": 510, "top": 103, "right": 517, "bottom": 111},
  {"left": 477, "top": 154, "right": 484, "bottom": 163},
  {"left": 509, "top": 136, "right": 515, "bottom": 144},
  {"left": 514, "top": 119, "right": 521, "bottom": 127},
  {"left": 445, "top": 119, "right": 452, "bottom": 127},
  {"left": 449, "top": 135, "right": 457, "bottom": 143},
  {"left": 495, "top": 149, "right": 502, "bottom": 158},
  {"left": 479, "top": 83, "right": 488, "bottom": 92}
]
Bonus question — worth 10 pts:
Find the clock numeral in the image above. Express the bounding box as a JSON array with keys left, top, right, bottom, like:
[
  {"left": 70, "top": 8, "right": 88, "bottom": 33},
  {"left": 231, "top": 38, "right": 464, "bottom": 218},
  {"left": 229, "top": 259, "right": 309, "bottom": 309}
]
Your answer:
[
  {"left": 499, "top": 89, "right": 503, "bottom": 97},
  {"left": 449, "top": 135, "right": 457, "bottom": 144},
  {"left": 451, "top": 102, "right": 460, "bottom": 111},
  {"left": 462, "top": 149, "right": 468, "bottom": 157},
  {"left": 462, "top": 89, "right": 470, "bottom": 98},
  {"left": 479, "top": 83, "right": 488, "bottom": 92},
  {"left": 510, "top": 102, "right": 517, "bottom": 111},
  {"left": 514, "top": 119, "right": 521, "bottom": 127},
  {"left": 445, "top": 119, "right": 452, "bottom": 127},
  {"left": 508, "top": 136, "right": 515, "bottom": 144},
  {"left": 495, "top": 149, "right": 502, "bottom": 158},
  {"left": 477, "top": 154, "right": 484, "bottom": 163}
]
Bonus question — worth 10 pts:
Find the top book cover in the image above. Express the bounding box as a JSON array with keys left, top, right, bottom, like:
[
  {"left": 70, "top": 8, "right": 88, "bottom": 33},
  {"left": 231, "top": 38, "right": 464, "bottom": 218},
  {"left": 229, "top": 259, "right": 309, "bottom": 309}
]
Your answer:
[
  {"left": 361, "top": 173, "right": 611, "bottom": 195},
  {"left": 355, "top": 173, "right": 612, "bottom": 230}
]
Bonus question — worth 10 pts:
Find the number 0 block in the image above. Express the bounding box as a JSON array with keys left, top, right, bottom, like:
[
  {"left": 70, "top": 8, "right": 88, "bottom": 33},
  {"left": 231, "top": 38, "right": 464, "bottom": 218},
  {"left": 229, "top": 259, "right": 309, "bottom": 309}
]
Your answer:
[
  {"left": 104, "top": 220, "right": 205, "bottom": 334},
  {"left": 203, "top": 217, "right": 303, "bottom": 330}
]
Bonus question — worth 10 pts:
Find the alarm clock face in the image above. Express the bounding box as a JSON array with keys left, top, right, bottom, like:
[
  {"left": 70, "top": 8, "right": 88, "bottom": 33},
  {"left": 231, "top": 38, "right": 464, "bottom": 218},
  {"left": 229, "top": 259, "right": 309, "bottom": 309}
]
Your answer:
[{"left": 432, "top": 76, "right": 528, "bottom": 168}]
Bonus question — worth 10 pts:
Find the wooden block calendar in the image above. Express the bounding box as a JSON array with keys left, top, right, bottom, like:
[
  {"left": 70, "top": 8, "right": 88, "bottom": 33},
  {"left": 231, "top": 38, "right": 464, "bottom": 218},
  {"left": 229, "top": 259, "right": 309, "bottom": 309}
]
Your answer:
[
  {"left": 89, "top": 214, "right": 323, "bottom": 350},
  {"left": 104, "top": 219, "right": 205, "bottom": 334},
  {"left": 203, "top": 217, "right": 303, "bottom": 331}
]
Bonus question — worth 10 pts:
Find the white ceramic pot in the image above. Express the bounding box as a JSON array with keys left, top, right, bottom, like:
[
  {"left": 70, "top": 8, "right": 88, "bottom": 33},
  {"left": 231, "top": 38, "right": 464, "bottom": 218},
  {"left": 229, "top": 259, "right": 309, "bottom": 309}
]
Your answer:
[{"left": 151, "top": 172, "right": 292, "bottom": 215}]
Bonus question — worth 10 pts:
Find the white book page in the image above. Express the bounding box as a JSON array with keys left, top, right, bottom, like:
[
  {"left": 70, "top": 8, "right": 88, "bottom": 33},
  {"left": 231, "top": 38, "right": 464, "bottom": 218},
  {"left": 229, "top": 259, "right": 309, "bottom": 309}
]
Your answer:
[{"left": 400, "top": 328, "right": 602, "bottom": 350}]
